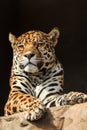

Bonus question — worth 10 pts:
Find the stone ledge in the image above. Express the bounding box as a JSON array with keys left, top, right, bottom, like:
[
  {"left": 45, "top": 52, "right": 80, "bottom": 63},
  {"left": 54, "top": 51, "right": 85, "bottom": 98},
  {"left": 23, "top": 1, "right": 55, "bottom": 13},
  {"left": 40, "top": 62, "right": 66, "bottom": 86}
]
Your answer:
[{"left": 0, "top": 103, "right": 87, "bottom": 130}]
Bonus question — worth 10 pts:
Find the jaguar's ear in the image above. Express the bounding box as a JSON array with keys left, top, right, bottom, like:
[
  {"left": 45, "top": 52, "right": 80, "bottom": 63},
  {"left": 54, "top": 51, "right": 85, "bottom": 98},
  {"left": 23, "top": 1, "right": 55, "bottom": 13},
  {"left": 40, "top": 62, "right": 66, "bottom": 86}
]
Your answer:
[
  {"left": 9, "top": 33, "right": 16, "bottom": 48},
  {"left": 49, "top": 27, "right": 60, "bottom": 47}
]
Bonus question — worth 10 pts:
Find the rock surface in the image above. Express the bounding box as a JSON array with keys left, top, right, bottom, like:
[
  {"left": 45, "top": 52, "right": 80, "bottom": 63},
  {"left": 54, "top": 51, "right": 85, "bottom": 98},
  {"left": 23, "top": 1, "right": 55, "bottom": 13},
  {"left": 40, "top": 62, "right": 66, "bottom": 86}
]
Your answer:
[{"left": 0, "top": 103, "right": 87, "bottom": 130}]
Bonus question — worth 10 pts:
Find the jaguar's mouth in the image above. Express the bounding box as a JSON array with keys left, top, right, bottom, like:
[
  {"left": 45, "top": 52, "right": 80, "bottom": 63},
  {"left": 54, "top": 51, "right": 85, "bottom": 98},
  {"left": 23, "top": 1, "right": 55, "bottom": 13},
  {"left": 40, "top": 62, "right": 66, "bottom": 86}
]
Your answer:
[
  {"left": 25, "top": 61, "right": 37, "bottom": 67},
  {"left": 19, "top": 61, "right": 43, "bottom": 70},
  {"left": 19, "top": 62, "right": 36, "bottom": 69}
]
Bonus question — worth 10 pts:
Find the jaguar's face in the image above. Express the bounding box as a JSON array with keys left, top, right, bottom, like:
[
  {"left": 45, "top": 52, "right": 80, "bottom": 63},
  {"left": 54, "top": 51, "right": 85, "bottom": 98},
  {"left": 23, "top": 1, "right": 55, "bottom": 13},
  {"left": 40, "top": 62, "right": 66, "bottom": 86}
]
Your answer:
[{"left": 9, "top": 28, "right": 60, "bottom": 73}]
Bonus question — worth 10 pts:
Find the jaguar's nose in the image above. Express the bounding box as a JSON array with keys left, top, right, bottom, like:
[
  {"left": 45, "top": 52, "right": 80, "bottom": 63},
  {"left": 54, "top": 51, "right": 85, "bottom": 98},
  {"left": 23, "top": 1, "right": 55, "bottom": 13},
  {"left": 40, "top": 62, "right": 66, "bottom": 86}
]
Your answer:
[{"left": 24, "top": 53, "right": 35, "bottom": 59}]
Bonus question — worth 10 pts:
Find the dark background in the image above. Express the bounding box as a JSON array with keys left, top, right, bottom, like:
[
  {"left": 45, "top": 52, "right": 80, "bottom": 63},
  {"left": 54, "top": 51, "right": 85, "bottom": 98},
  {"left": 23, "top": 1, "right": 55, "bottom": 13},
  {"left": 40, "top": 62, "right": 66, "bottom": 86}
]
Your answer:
[{"left": 0, "top": 0, "right": 87, "bottom": 116}]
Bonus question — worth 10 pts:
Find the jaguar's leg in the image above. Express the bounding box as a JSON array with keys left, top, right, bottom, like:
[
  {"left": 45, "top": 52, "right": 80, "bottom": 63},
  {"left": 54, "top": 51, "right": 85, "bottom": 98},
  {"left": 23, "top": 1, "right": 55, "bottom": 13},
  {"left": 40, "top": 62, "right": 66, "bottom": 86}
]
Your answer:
[
  {"left": 44, "top": 91, "right": 87, "bottom": 107},
  {"left": 4, "top": 91, "right": 46, "bottom": 121},
  {"left": 35, "top": 76, "right": 87, "bottom": 107},
  {"left": 55, "top": 91, "right": 87, "bottom": 106}
]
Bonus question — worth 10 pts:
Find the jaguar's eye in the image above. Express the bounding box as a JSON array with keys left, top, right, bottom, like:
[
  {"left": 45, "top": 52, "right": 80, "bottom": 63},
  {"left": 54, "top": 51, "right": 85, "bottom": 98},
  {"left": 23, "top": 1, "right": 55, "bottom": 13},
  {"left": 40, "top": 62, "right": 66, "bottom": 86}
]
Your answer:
[{"left": 38, "top": 43, "right": 43, "bottom": 47}]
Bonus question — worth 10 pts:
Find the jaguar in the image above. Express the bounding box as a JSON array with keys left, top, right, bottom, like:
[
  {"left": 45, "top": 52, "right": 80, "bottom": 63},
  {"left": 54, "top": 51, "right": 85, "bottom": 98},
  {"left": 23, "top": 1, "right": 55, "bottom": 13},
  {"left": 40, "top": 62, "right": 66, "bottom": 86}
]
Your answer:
[{"left": 4, "top": 27, "right": 87, "bottom": 121}]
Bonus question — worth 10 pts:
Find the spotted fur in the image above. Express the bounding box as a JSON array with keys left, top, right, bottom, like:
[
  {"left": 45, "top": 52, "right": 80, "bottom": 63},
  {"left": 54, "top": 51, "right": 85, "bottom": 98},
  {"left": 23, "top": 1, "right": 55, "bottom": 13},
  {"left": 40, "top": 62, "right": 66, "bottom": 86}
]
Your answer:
[{"left": 4, "top": 28, "right": 87, "bottom": 121}]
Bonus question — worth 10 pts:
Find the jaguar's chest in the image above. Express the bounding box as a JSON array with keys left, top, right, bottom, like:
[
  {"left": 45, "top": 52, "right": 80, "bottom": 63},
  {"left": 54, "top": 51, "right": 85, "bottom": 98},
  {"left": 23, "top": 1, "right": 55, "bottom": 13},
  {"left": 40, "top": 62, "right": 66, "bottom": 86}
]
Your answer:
[{"left": 26, "top": 70, "right": 53, "bottom": 87}]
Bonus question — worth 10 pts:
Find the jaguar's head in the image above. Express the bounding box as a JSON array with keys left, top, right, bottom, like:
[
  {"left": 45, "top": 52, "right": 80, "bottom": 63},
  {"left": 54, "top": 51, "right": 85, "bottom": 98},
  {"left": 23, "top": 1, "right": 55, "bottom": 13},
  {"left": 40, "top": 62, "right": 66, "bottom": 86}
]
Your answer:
[{"left": 9, "top": 28, "right": 60, "bottom": 73}]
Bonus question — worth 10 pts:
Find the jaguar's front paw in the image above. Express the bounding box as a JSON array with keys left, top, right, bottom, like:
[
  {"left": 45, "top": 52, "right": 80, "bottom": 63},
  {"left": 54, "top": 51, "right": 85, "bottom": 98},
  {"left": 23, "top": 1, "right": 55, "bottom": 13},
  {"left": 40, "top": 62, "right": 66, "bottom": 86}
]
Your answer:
[
  {"left": 21, "top": 99, "right": 46, "bottom": 121},
  {"left": 55, "top": 91, "right": 87, "bottom": 106},
  {"left": 61, "top": 91, "right": 87, "bottom": 105},
  {"left": 24, "top": 104, "right": 46, "bottom": 121},
  {"left": 71, "top": 92, "right": 87, "bottom": 104}
]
